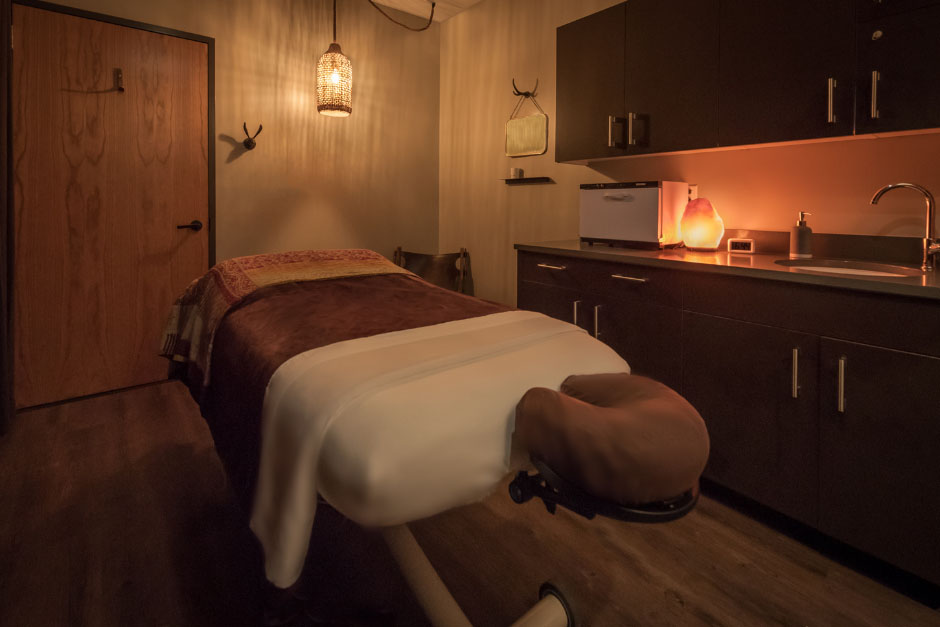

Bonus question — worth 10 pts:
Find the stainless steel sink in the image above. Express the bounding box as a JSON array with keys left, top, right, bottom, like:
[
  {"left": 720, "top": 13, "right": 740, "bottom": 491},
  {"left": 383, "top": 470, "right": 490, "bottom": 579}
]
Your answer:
[{"left": 774, "top": 258, "right": 923, "bottom": 277}]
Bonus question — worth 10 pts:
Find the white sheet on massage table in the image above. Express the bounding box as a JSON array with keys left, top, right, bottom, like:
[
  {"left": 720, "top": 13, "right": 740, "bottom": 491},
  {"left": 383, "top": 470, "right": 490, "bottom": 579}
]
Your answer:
[{"left": 250, "top": 310, "right": 629, "bottom": 587}]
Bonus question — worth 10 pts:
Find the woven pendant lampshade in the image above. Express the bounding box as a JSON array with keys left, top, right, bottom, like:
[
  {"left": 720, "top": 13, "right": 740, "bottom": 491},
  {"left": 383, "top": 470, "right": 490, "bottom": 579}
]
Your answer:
[
  {"left": 317, "top": 0, "right": 351, "bottom": 117},
  {"left": 317, "top": 42, "right": 351, "bottom": 117}
]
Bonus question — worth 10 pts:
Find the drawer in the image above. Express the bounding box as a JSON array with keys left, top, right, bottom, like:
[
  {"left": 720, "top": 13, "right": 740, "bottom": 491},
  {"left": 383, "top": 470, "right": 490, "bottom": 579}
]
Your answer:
[
  {"left": 683, "top": 272, "right": 940, "bottom": 358},
  {"left": 517, "top": 252, "right": 583, "bottom": 291},
  {"left": 517, "top": 251, "right": 683, "bottom": 308},
  {"left": 856, "top": 0, "right": 940, "bottom": 21},
  {"left": 573, "top": 258, "right": 683, "bottom": 309}
]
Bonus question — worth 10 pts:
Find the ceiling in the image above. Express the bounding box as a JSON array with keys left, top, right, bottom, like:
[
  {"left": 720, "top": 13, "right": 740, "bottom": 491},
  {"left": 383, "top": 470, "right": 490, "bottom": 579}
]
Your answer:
[{"left": 372, "top": 0, "right": 484, "bottom": 23}]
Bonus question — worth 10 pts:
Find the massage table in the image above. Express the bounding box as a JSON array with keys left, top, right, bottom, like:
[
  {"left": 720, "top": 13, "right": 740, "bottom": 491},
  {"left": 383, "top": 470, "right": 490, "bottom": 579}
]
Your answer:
[{"left": 161, "top": 249, "right": 709, "bottom": 627}]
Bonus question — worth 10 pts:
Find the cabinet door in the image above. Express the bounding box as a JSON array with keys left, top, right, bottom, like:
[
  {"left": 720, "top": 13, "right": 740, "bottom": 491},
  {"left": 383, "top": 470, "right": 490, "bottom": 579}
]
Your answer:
[
  {"left": 595, "top": 296, "right": 682, "bottom": 391},
  {"left": 555, "top": 3, "right": 626, "bottom": 163},
  {"left": 623, "top": 0, "right": 718, "bottom": 154},
  {"left": 718, "top": 0, "right": 855, "bottom": 146},
  {"left": 855, "top": 4, "right": 940, "bottom": 133},
  {"left": 682, "top": 313, "right": 819, "bottom": 526},
  {"left": 517, "top": 280, "right": 586, "bottom": 330},
  {"left": 819, "top": 339, "right": 940, "bottom": 586}
]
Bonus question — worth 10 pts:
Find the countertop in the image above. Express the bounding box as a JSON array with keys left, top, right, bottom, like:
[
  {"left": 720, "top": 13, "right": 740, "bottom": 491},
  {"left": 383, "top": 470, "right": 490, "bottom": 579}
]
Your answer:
[{"left": 514, "top": 240, "right": 940, "bottom": 301}]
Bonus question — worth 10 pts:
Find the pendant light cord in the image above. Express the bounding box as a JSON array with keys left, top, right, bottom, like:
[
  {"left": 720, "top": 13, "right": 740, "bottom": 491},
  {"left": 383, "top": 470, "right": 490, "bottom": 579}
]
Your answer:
[
  {"left": 366, "top": 0, "right": 436, "bottom": 31},
  {"left": 333, "top": 0, "right": 337, "bottom": 41}
]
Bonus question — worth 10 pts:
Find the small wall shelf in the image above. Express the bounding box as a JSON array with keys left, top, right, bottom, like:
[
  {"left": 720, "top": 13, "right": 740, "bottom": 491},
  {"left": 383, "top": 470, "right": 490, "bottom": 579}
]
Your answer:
[{"left": 503, "top": 176, "right": 555, "bottom": 186}]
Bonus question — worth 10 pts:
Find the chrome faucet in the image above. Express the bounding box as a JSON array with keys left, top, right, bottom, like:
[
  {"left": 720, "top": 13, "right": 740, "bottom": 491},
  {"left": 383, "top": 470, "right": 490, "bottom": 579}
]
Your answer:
[{"left": 870, "top": 183, "right": 939, "bottom": 271}]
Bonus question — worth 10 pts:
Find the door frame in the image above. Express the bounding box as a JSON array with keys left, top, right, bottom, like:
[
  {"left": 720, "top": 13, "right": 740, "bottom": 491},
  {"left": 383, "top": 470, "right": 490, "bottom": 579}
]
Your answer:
[{"left": 3, "top": 0, "right": 216, "bottom": 428}]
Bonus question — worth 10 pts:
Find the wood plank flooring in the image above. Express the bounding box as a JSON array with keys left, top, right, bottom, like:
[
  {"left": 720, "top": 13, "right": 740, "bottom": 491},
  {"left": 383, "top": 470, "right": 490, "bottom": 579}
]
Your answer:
[{"left": 1, "top": 380, "right": 938, "bottom": 626}]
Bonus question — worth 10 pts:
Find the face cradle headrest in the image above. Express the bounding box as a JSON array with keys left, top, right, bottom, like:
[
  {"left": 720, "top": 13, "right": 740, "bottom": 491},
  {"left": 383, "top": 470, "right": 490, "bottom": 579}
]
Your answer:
[{"left": 515, "top": 374, "right": 709, "bottom": 506}]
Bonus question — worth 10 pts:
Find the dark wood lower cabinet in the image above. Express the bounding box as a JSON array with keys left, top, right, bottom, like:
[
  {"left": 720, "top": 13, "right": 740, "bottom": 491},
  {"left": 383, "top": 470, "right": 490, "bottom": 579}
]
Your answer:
[
  {"left": 516, "top": 280, "right": 583, "bottom": 330},
  {"left": 596, "top": 296, "right": 682, "bottom": 390},
  {"left": 818, "top": 338, "right": 940, "bottom": 585},
  {"left": 516, "top": 276, "right": 681, "bottom": 388},
  {"left": 682, "top": 312, "right": 819, "bottom": 526},
  {"left": 516, "top": 247, "right": 940, "bottom": 585}
]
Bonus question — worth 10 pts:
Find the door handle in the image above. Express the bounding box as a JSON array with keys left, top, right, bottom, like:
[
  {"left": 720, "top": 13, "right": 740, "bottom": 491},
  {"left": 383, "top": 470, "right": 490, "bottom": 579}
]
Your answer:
[
  {"left": 177, "top": 220, "right": 203, "bottom": 232},
  {"left": 826, "top": 77, "right": 837, "bottom": 124},
  {"left": 593, "top": 304, "right": 601, "bottom": 339},
  {"left": 608, "top": 115, "right": 629, "bottom": 148},
  {"left": 870, "top": 71, "right": 880, "bottom": 120},
  {"left": 572, "top": 300, "right": 581, "bottom": 326},
  {"left": 791, "top": 348, "right": 799, "bottom": 399},
  {"left": 626, "top": 112, "right": 637, "bottom": 146},
  {"left": 837, "top": 356, "right": 847, "bottom": 413}
]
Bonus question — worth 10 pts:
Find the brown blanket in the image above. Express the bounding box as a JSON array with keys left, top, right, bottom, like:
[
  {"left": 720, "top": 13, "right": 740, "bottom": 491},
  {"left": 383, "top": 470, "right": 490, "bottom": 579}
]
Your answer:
[
  {"left": 196, "top": 273, "right": 509, "bottom": 510},
  {"left": 161, "top": 249, "right": 412, "bottom": 395}
]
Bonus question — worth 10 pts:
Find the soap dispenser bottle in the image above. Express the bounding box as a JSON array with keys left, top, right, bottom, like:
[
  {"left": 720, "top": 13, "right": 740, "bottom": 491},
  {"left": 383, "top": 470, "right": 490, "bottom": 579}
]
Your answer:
[{"left": 790, "top": 211, "right": 813, "bottom": 259}]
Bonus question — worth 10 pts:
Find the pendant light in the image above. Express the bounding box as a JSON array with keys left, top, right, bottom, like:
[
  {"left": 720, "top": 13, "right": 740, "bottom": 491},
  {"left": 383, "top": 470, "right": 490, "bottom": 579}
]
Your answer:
[{"left": 317, "top": 0, "right": 352, "bottom": 117}]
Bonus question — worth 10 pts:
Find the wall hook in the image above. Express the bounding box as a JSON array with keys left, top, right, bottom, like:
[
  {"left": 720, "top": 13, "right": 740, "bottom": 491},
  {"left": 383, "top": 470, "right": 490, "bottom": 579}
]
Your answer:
[
  {"left": 512, "top": 78, "right": 538, "bottom": 98},
  {"left": 243, "top": 122, "right": 263, "bottom": 150}
]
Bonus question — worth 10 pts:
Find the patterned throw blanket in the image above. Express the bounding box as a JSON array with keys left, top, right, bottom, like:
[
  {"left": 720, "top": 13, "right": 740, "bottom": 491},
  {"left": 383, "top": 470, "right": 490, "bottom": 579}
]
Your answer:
[{"left": 160, "top": 249, "right": 413, "bottom": 389}]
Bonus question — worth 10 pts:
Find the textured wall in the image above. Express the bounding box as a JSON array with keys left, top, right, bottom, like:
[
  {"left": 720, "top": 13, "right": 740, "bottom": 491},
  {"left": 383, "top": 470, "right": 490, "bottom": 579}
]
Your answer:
[
  {"left": 54, "top": 0, "right": 441, "bottom": 261},
  {"left": 439, "top": 0, "right": 940, "bottom": 305}
]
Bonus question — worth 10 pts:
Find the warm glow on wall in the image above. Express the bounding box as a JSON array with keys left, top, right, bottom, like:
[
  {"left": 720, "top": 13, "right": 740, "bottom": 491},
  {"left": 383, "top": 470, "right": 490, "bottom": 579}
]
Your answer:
[{"left": 680, "top": 198, "right": 725, "bottom": 251}]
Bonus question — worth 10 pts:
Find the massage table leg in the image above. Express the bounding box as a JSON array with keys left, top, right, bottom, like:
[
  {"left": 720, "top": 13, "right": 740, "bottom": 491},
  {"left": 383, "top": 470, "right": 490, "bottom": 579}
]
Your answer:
[{"left": 381, "top": 524, "right": 572, "bottom": 627}]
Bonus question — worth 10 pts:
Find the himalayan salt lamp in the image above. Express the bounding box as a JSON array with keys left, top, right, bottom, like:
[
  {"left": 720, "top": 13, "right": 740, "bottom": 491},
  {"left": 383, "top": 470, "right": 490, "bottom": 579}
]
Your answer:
[{"left": 680, "top": 198, "right": 725, "bottom": 251}]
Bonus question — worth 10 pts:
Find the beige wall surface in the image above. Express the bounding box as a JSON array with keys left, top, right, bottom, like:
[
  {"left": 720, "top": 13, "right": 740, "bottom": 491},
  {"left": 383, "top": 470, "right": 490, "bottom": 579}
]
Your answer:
[
  {"left": 50, "top": 0, "right": 441, "bottom": 262},
  {"left": 439, "top": 0, "right": 940, "bottom": 306}
]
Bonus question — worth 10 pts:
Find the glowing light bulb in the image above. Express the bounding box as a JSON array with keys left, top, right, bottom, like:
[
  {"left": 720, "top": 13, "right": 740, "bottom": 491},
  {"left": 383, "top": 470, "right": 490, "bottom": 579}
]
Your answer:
[{"left": 331, "top": 70, "right": 340, "bottom": 84}]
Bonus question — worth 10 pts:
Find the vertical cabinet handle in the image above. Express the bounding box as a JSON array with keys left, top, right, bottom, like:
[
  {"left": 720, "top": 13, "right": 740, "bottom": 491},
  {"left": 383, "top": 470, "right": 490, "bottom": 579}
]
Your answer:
[
  {"left": 791, "top": 348, "right": 799, "bottom": 399},
  {"left": 826, "top": 77, "right": 837, "bottom": 124},
  {"left": 871, "top": 71, "right": 880, "bottom": 120},
  {"left": 572, "top": 300, "right": 581, "bottom": 326},
  {"left": 837, "top": 356, "right": 847, "bottom": 413},
  {"left": 608, "top": 115, "right": 626, "bottom": 148},
  {"left": 626, "top": 112, "right": 637, "bottom": 146},
  {"left": 593, "top": 305, "right": 601, "bottom": 339}
]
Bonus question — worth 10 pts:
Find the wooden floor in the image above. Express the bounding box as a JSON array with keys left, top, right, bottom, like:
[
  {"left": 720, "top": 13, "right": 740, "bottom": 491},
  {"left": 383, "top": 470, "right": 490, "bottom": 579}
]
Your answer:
[{"left": 1, "top": 381, "right": 938, "bottom": 627}]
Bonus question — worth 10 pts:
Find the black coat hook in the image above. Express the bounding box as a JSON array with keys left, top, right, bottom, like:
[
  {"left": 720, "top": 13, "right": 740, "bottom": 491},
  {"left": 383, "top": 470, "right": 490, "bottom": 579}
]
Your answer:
[
  {"left": 512, "top": 78, "right": 539, "bottom": 98},
  {"left": 243, "top": 122, "right": 263, "bottom": 150}
]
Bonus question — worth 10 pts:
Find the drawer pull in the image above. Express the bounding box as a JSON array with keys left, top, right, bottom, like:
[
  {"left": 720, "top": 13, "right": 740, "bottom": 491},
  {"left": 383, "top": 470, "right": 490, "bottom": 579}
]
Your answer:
[
  {"left": 593, "top": 305, "right": 601, "bottom": 339},
  {"left": 870, "top": 70, "right": 880, "bottom": 120},
  {"left": 611, "top": 274, "right": 648, "bottom": 283},
  {"left": 837, "top": 356, "right": 847, "bottom": 413},
  {"left": 572, "top": 300, "right": 581, "bottom": 326},
  {"left": 791, "top": 348, "right": 799, "bottom": 399},
  {"left": 536, "top": 263, "right": 566, "bottom": 271}
]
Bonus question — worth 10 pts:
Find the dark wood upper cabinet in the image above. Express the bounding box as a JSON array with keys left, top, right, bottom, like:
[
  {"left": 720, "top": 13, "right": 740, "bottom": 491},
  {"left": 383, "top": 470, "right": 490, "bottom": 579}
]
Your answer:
[
  {"left": 855, "top": 4, "right": 940, "bottom": 134},
  {"left": 555, "top": 3, "right": 626, "bottom": 163},
  {"left": 719, "top": 0, "right": 856, "bottom": 146},
  {"left": 623, "top": 0, "right": 718, "bottom": 154},
  {"left": 818, "top": 339, "right": 940, "bottom": 586}
]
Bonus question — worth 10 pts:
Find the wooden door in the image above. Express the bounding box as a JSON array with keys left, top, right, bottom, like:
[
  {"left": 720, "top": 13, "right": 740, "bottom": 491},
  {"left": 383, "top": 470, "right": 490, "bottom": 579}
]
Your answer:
[
  {"left": 818, "top": 339, "right": 940, "bottom": 586},
  {"left": 554, "top": 3, "right": 626, "bottom": 163},
  {"left": 719, "top": 0, "right": 855, "bottom": 146},
  {"left": 13, "top": 6, "right": 209, "bottom": 408},
  {"left": 855, "top": 4, "right": 940, "bottom": 134},
  {"left": 682, "top": 312, "right": 819, "bottom": 526},
  {"left": 623, "top": 0, "right": 719, "bottom": 155}
]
